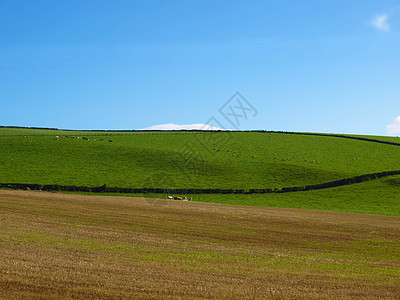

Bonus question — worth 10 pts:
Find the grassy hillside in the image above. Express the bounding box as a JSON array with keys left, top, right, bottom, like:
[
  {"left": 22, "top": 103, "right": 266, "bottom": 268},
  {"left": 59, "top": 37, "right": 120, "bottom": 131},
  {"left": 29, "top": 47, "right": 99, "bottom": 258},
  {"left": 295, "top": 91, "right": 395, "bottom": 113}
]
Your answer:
[
  {"left": 1, "top": 190, "right": 399, "bottom": 299},
  {"left": 185, "top": 173, "right": 400, "bottom": 216},
  {"left": 78, "top": 174, "right": 400, "bottom": 217},
  {"left": 1, "top": 128, "right": 400, "bottom": 191}
]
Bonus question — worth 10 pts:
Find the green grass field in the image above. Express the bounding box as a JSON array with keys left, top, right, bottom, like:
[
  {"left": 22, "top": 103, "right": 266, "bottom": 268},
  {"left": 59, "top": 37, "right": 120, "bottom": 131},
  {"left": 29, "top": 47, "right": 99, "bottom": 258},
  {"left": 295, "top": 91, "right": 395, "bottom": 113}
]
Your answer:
[{"left": 1, "top": 127, "right": 399, "bottom": 215}]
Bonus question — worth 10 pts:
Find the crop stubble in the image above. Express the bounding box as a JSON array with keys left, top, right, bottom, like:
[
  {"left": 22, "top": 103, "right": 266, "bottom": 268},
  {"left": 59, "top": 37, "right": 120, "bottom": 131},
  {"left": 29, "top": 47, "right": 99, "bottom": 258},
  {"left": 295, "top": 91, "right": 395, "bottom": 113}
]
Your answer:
[{"left": 0, "top": 190, "right": 399, "bottom": 299}]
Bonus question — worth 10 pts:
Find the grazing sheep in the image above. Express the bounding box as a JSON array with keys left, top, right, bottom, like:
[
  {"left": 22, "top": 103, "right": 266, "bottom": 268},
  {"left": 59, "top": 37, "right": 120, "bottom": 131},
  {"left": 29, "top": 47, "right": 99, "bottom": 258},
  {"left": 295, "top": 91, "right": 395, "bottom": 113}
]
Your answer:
[{"left": 252, "top": 155, "right": 255, "bottom": 158}]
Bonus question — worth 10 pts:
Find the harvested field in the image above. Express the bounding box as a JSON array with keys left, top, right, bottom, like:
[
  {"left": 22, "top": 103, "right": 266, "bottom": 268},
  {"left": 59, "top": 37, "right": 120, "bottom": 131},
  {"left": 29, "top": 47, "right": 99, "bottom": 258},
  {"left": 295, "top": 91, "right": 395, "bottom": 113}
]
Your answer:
[{"left": 0, "top": 190, "right": 399, "bottom": 299}]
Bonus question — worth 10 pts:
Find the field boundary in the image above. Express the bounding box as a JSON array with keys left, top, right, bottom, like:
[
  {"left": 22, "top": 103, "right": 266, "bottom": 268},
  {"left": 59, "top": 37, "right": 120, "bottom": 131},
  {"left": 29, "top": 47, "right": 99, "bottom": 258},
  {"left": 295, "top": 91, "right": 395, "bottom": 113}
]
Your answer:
[
  {"left": 1, "top": 170, "right": 399, "bottom": 195},
  {"left": 2, "top": 126, "right": 400, "bottom": 147},
  {"left": 267, "top": 131, "right": 400, "bottom": 147}
]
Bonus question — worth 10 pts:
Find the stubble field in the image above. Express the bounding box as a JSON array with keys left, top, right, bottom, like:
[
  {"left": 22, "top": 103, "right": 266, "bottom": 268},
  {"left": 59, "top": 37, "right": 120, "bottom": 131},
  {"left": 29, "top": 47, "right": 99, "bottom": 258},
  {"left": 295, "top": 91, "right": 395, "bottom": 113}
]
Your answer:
[{"left": 1, "top": 190, "right": 399, "bottom": 299}]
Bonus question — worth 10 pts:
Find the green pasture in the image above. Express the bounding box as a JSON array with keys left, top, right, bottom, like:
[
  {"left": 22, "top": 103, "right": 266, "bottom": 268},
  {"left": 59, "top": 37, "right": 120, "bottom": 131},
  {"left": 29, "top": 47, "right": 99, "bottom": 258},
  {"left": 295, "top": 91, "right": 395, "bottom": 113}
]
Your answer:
[{"left": 1, "top": 128, "right": 400, "bottom": 191}]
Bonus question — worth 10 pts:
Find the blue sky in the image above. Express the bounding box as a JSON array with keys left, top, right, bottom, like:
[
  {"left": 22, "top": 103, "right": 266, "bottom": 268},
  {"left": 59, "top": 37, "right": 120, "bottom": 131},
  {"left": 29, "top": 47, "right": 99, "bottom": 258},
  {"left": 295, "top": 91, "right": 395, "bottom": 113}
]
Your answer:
[{"left": 1, "top": 0, "right": 400, "bottom": 135}]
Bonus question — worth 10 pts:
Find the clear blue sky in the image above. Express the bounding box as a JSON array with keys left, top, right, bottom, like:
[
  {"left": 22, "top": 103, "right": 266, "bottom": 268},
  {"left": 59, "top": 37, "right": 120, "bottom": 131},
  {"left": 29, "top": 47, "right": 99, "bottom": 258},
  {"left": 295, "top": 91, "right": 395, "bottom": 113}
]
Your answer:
[{"left": 1, "top": 0, "right": 400, "bottom": 135}]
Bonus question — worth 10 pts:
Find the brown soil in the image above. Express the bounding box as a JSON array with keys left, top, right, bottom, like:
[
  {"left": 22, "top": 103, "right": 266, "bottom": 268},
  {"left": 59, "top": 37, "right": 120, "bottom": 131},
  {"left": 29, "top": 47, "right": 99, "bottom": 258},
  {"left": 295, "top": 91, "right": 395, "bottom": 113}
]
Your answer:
[{"left": 0, "top": 190, "right": 399, "bottom": 299}]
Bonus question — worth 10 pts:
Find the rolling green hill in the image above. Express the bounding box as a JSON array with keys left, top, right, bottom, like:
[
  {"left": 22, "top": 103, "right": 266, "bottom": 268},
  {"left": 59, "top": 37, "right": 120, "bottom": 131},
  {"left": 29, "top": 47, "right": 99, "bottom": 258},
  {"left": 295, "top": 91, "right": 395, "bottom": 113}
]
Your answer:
[
  {"left": 1, "top": 127, "right": 399, "bottom": 215},
  {"left": 1, "top": 127, "right": 400, "bottom": 188}
]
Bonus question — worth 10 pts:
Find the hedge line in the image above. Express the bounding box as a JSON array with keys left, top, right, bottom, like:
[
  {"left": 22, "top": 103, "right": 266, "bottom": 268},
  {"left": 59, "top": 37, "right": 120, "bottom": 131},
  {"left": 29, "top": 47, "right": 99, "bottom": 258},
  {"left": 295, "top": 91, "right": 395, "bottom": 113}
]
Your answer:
[
  {"left": 1, "top": 170, "right": 399, "bottom": 195},
  {"left": 2, "top": 126, "right": 399, "bottom": 147},
  {"left": 266, "top": 131, "right": 400, "bottom": 147}
]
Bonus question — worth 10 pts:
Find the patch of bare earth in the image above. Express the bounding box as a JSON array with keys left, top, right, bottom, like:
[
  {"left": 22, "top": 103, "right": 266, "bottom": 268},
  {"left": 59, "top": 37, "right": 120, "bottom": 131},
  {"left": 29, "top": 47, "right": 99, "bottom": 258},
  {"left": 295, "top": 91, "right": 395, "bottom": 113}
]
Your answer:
[{"left": 0, "top": 190, "right": 399, "bottom": 299}]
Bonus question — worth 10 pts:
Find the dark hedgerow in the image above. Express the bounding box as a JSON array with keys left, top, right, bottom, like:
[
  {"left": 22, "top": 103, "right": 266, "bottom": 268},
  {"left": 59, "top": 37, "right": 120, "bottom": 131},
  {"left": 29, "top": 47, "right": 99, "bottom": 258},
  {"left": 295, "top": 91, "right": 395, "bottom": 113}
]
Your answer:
[{"left": 2, "top": 170, "right": 399, "bottom": 195}]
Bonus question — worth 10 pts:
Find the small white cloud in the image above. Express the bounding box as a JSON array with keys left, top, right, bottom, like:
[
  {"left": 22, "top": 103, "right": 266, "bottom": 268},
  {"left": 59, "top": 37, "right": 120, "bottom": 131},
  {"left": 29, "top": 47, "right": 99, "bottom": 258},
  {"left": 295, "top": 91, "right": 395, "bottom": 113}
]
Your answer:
[
  {"left": 141, "top": 123, "right": 226, "bottom": 131},
  {"left": 371, "top": 14, "right": 390, "bottom": 31},
  {"left": 386, "top": 116, "right": 400, "bottom": 134}
]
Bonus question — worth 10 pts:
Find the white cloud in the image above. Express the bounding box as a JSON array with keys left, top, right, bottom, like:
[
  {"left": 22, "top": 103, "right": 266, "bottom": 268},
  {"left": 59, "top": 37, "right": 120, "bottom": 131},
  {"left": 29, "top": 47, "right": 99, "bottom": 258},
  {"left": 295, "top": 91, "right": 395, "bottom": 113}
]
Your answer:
[
  {"left": 141, "top": 123, "right": 227, "bottom": 131},
  {"left": 386, "top": 116, "right": 400, "bottom": 134},
  {"left": 371, "top": 14, "right": 390, "bottom": 31}
]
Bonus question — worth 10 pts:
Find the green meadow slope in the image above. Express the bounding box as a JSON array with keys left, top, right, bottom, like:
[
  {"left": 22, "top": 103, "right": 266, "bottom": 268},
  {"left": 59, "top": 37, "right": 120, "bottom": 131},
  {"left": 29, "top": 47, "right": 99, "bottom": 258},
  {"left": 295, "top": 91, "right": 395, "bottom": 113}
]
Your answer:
[
  {"left": 180, "top": 174, "right": 400, "bottom": 216},
  {"left": 1, "top": 127, "right": 400, "bottom": 215},
  {"left": 1, "top": 127, "right": 400, "bottom": 190}
]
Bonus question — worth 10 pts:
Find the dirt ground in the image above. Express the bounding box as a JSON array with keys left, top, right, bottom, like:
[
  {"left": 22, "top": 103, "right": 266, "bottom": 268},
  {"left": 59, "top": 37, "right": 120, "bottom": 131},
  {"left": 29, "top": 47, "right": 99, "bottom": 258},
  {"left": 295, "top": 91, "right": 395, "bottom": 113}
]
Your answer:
[{"left": 0, "top": 190, "right": 399, "bottom": 299}]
